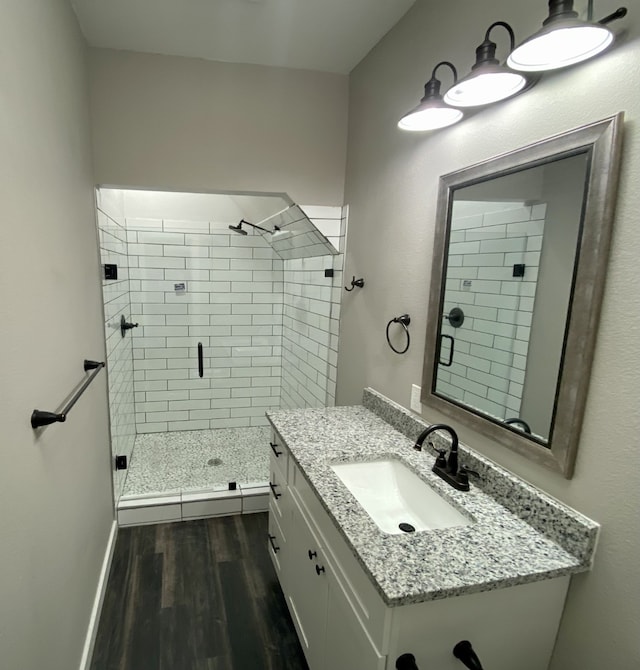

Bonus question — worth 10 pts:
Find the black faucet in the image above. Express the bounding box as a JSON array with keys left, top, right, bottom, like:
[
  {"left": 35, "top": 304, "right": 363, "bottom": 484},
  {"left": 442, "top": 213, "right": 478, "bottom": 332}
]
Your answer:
[
  {"left": 414, "top": 423, "right": 458, "bottom": 469},
  {"left": 413, "top": 423, "right": 476, "bottom": 491},
  {"left": 504, "top": 417, "right": 532, "bottom": 434}
]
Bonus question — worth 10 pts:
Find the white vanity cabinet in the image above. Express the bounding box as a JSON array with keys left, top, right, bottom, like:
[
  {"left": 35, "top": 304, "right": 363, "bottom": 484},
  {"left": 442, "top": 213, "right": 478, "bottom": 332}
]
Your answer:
[
  {"left": 268, "top": 429, "right": 570, "bottom": 670},
  {"left": 267, "top": 437, "right": 290, "bottom": 586},
  {"left": 268, "top": 431, "right": 386, "bottom": 670}
]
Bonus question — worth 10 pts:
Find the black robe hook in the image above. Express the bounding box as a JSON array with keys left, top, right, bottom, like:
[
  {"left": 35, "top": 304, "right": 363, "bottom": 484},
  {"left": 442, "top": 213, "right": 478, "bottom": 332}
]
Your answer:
[{"left": 345, "top": 276, "right": 365, "bottom": 291}]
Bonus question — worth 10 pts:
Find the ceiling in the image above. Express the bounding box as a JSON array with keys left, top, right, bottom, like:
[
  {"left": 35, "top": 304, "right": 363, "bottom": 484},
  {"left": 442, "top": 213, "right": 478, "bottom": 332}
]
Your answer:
[{"left": 70, "top": 0, "right": 416, "bottom": 74}]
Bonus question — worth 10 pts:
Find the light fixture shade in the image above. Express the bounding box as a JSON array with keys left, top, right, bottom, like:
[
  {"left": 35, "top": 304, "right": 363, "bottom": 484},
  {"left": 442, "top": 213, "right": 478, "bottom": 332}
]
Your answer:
[
  {"left": 444, "top": 66, "right": 526, "bottom": 107},
  {"left": 444, "top": 21, "right": 528, "bottom": 108},
  {"left": 398, "top": 102, "right": 463, "bottom": 131},
  {"left": 507, "top": 2, "right": 615, "bottom": 72},
  {"left": 398, "top": 62, "right": 464, "bottom": 132}
]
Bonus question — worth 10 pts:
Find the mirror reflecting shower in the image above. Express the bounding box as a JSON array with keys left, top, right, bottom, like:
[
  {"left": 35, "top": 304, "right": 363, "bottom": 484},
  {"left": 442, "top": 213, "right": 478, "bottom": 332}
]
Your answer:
[
  {"left": 435, "top": 153, "right": 589, "bottom": 443},
  {"left": 96, "top": 187, "right": 345, "bottom": 520},
  {"left": 421, "top": 114, "right": 623, "bottom": 476}
]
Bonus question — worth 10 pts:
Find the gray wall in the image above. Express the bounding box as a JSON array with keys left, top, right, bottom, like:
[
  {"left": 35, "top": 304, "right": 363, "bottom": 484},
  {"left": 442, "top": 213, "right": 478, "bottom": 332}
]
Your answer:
[
  {"left": 338, "top": 1, "right": 640, "bottom": 667},
  {"left": 87, "top": 48, "right": 349, "bottom": 206},
  {"left": 0, "top": 1, "right": 114, "bottom": 668}
]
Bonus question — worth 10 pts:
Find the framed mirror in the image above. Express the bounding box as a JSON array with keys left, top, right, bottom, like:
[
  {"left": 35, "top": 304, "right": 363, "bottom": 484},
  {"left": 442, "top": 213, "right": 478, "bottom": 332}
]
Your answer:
[{"left": 421, "top": 114, "right": 623, "bottom": 477}]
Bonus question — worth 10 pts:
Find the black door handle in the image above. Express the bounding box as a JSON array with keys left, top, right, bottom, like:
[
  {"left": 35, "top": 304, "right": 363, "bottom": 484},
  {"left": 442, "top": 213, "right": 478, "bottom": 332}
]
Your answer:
[
  {"left": 270, "top": 442, "right": 282, "bottom": 457},
  {"left": 439, "top": 333, "right": 455, "bottom": 366},
  {"left": 308, "top": 549, "right": 317, "bottom": 560},
  {"left": 269, "top": 482, "right": 281, "bottom": 499},
  {"left": 315, "top": 564, "right": 325, "bottom": 576},
  {"left": 268, "top": 534, "right": 280, "bottom": 553},
  {"left": 197, "top": 342, "right": 204, "bottom": 378}
]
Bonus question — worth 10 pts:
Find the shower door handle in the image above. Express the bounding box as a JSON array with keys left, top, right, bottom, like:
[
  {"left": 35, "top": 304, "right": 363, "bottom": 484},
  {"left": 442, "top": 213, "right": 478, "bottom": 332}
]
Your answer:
[
  {"left": 197, "top": 342, "right": 204, "bottom": 378},
  {"left": 439, "top": 334, "right": 455, "bottom": 367}
]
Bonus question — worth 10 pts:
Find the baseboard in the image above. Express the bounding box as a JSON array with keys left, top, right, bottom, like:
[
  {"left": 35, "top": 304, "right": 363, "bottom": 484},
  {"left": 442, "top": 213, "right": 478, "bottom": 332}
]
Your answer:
[{"left": 78, "top": 520, "right": 118, "bottom": 670}]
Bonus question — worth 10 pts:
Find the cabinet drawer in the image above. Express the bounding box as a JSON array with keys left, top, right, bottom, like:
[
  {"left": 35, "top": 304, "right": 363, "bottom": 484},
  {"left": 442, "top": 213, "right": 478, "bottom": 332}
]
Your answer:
[
  {"left": 269, "top": 429, "right": 288, "bottom": 481},
  {"left": 291, "top": 459, "right": 391, "bottom": 653},
  {"left": 268, "top": 509, "right": 286, "bottom": 578},
  {"left": 269, "top": 457, "right": 288, "bottom": 520}
]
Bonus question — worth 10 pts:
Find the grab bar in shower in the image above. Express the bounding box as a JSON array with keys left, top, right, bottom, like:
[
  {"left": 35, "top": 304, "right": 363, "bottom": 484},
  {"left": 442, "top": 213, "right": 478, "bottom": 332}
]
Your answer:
[
  {"left": 197, "top": 342, "right": 204, "bottom": 378},
  {"left": 31, "top": 359, "right": 105, "bottom": 429}
]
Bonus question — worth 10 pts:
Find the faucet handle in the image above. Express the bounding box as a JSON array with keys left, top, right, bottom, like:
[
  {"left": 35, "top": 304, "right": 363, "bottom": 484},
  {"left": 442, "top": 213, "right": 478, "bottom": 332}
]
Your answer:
[
  {"left": 457, "top": 465, "right": 480, "bottom": 489},
  {"left": 430, "top": 442, "right": 448, "bottom": 469}
]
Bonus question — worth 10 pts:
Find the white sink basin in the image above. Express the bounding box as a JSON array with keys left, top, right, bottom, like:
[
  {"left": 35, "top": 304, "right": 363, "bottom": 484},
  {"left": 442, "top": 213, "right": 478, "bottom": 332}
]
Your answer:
[{"left": 331, "top": 459, "right": 471, "bottom": 535}]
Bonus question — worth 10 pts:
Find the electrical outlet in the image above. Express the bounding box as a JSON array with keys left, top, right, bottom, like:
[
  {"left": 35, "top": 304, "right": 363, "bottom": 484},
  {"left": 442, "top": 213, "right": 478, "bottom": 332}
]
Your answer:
[{"left": 410, "top": 384, "right": 422, "bottom": 413}]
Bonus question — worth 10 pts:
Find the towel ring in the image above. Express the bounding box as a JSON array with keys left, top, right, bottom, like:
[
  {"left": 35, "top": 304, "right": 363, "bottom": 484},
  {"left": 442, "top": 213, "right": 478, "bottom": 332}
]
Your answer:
[{"left": 386, "top": 314, "right": 411, "bottom": 355}]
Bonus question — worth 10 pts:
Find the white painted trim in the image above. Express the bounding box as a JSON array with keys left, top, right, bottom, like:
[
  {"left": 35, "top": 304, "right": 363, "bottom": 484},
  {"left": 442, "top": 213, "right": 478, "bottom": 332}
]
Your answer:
[{"left": 78, "top": 520, "right": 118, "bottom": 670}]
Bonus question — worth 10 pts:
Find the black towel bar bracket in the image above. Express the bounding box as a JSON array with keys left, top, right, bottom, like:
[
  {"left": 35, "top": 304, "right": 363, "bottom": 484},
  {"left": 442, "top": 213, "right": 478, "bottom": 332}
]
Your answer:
[{"left": 31, "top": 359, "right": 105, "bottom": 429}]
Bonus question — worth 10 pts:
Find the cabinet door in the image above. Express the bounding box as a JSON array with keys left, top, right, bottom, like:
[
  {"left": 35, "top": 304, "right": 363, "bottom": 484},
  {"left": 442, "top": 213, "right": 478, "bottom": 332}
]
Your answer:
[
  {"left": 269, "top": 430, "right": 288, "bottom": 480},
  {"left": 269, "top": 452, "right": 288, "bottom": 515},
  {"left": 267, "top": 507, "right": 287, "bottom": 580},
  {"left": 284, "top": 498, "right": 329, "bottom": 670},
  {"left": 325, "top": 571, "right": 387, "bottom": 670}
]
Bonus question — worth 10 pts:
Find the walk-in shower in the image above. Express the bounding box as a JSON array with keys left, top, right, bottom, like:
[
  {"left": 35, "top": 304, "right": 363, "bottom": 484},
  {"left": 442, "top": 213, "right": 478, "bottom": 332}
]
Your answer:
[{"left": 96, "top": 188, "right": 345, "bottom": 525}]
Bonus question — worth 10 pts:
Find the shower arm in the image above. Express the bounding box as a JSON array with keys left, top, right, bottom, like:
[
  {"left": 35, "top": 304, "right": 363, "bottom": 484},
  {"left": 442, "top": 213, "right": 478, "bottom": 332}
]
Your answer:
[{"left": 234, "top": 219, "right": 271, "bottom": 233}]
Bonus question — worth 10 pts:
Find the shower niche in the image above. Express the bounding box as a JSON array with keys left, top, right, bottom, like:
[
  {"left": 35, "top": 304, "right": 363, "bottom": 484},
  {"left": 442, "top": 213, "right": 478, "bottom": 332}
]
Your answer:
[{"left": 96, "top": 187, "right": 346, "bottom": 524}]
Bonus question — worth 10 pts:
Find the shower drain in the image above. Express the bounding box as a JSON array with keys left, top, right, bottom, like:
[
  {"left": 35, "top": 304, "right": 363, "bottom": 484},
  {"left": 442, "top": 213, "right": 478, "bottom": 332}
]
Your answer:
[{"left": 207, "top": 458, "right": 223, "bottom": 466}]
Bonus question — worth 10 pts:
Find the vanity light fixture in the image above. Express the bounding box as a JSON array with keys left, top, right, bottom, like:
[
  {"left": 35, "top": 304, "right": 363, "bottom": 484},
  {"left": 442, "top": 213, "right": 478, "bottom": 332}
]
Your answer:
[
  {"left": 398, "top": 61, "right": 463, "bottom": 131},
  {"left": 507, "top": 1, "right": 628, "bottom": 72},
  {"left": 444, "top": 21, "right": 528, "bottom": 108}
]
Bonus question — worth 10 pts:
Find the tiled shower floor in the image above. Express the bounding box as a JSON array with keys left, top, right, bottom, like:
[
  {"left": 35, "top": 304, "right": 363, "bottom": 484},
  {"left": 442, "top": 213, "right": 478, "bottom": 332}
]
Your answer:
[{"left": 121, "top": 427, "right": 271, "bottom": 499}]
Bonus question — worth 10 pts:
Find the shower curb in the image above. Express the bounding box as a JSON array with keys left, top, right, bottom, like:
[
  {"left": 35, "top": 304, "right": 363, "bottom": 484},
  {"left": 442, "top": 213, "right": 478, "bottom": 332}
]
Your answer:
[{"left": 117, "top": 484, "right": 269, "bottom": 526}]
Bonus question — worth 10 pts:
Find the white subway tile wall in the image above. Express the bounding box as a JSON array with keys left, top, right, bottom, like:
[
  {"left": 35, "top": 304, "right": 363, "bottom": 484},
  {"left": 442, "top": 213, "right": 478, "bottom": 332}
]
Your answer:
[
  {"left": 96, "top": 190, "right": 136, "bottom": 502},
  {"left": 98, "top": 192, "right": 345, "bottom": 446},
  {"left": 280, "top": 206, "right": 346, "bottom": 409},
  {"left": 302, "top": 204, "right": 344, "bottom": 252},
  {"left": 127, "top": 219, "right": 283, "bottom": 432},
  {"left": 438, "top": 202, "right": 545, "bottom": 421}
]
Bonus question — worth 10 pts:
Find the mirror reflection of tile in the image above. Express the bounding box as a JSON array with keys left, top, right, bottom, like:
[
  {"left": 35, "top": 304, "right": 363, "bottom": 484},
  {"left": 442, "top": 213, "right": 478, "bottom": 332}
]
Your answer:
[{"left": 436, "top": 153, "right": 589, "bottom": 442}]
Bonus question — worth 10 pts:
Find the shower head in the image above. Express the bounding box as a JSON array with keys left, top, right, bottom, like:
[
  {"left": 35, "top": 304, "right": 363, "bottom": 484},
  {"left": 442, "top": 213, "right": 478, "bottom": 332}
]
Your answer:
[
  {"left": 228, "top": 222, "right": 248, "bottom": 235},
  {"left": 271, "top": 227, "right": 292, "bottom": 241}
]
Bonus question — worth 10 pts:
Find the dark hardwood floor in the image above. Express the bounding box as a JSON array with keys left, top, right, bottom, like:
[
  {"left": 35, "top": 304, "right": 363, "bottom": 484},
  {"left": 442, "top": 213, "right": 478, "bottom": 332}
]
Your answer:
[{"left": 90, "top": 513, "right": 309, "bottom": 670}]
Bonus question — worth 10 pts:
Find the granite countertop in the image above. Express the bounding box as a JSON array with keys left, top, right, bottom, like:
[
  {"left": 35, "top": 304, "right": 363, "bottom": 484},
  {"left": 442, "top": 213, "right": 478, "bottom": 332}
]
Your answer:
[{"left": 266, "top": 391, "right": 598, "bottom": 607}]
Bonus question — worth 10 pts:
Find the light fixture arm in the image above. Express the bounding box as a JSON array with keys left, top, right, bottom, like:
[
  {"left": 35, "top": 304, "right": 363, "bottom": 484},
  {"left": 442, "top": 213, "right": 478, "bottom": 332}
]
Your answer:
[
  {"left": 432, "top": 61, "right": 458, "bottom": 85},
  {"left": 485, "top": 21, "right": 516, "bottom": 50},
  {"left": 423, "top": 61, "right": 458, "bottom": 99},
  {"left": 472, "top": 21, "right": 516, "bottom": 70}
]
